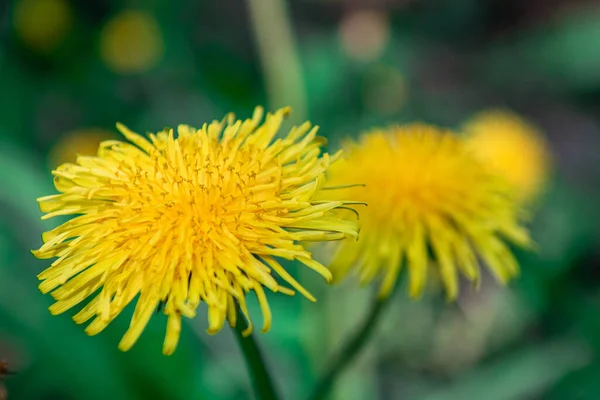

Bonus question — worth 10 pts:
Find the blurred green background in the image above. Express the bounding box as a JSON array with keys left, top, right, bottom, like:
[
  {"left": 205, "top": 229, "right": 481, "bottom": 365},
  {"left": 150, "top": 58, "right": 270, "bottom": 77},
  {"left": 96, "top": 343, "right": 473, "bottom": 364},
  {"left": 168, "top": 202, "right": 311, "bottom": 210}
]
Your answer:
[{"left": 1, "top": 0, "right": 600, "bottom": 399}]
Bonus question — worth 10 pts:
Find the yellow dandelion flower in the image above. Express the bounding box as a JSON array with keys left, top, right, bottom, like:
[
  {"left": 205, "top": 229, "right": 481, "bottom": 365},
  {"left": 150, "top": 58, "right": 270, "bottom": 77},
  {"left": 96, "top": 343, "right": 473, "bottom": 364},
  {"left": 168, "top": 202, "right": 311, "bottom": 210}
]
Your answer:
[
  {"left": 462, "top": 109, "right": 551, "bottom": 203},
  {"left": 324, "top": 124, "right": 532, "bottom": 300},
  {"left": 33, "top": 107, "right": 358, "bottom": 355}
]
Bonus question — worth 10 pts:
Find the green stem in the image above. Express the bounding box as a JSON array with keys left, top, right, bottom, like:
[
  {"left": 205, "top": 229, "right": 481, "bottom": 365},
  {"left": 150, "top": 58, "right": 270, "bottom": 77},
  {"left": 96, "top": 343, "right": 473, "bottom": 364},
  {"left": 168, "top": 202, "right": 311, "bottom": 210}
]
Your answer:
[
  {"left": 308, "top": 296, "right": 391, "bottom": 400},
  {"left": 245, "top": 0, "right": 307, "bottom": 122},
  {"left": 232, "top": 307, "right": 280, "bottom": 400}
]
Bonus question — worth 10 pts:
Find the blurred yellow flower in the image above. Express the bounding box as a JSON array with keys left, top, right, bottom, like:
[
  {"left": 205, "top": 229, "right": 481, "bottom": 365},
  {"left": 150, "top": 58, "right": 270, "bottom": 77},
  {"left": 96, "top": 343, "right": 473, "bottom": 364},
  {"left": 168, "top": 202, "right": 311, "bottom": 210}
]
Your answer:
[
  {"left": 99, "top": 10, "right": 164, "bottom": 74},
  {"left": 462, "top": 110, "right": 551, "bottom": 203},
  {"left": 33, "top": 107, "right": 358, "bottom": 355},
  {"left": 13, "top": 0, "right": 72, "bottom": 52},
  {"left": 325, "top": 124, "right": 531, "bottom": 300},
  {"left": 48, "top": 128, "right": 115, "bottom": 168}
]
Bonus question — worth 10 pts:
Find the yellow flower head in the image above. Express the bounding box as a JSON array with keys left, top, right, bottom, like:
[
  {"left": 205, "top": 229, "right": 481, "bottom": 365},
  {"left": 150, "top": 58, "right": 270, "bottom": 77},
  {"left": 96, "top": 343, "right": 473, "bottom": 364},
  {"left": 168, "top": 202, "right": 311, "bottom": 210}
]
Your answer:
[
  {"left": 462, "top": 109, "right": 551, "bottom": 203},
  {"left": 325, "top": 124, "right": 532, "bottom": 300},
  {"left": 33, "top": 107, "right": 358, "bottom": 355}
]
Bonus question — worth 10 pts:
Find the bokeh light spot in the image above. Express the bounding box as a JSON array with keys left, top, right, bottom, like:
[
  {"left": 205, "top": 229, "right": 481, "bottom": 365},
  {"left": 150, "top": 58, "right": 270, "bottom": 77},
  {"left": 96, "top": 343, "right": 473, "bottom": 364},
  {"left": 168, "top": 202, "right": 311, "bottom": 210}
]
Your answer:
[
  {"left": 13, "top": 0, "right": 72, "bottom": 53},
  {"left": 99, "top": 10, "right": 164, "bottom": 74}
]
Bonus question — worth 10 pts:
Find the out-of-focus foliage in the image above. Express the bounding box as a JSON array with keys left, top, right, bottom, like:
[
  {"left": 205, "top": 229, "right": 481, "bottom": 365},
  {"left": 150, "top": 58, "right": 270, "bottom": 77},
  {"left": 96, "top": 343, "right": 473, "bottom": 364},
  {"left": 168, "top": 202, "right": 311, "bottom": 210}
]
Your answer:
[{"left": 1, "top": 0, "right": 599, "bottom": 399}]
